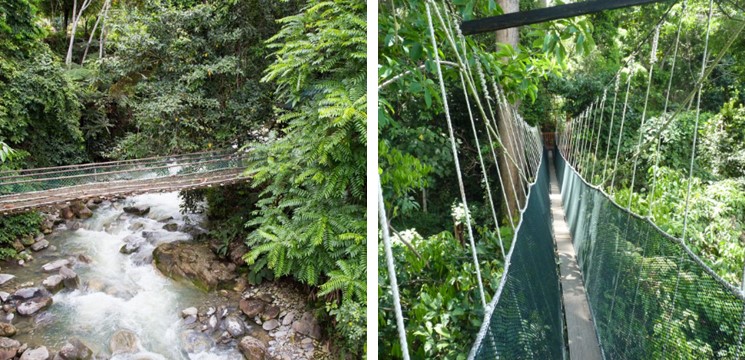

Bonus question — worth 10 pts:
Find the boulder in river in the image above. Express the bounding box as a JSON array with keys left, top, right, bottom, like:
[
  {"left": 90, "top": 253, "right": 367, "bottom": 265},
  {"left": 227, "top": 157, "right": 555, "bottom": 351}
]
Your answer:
[
  {"left": 239, "top": 298, "right": 265, "bottom": 318},
  {"left": 59, "top": 207, "right": 75, "bottom": 221},
  {"left": 152, "top": 241, "right": 236, "bottom": 291},
  {"left": 0, "top": 275, "right": 14, "bottom": 286},
  {"left": 31, "top": 239, "right": 49, "bottom": 252},
  {"left": 70, "top": 201, "right": 92, "bottom": 219},
  {"left": 238, "top": 336, "right": 267, "bottom": 360},
  {"left": 179, "top": 330, "right": 214, "bottom": 354},
  {"left": 120, "top": 235, "right": 145, "bottom": 255},
  {"left": 0, "top": 323, "right": 15, "bottom": 337},
  {"left": 110, "top": 329, "right": 139, "bottom": 355},
  {"left": 42, "top": 260, "right": 70, "bottom": 272},
  {"left": 19, "top": 346, "right": 48, "bottom": 360},
  {"left": 12, "top": 287, "right": 48, "bottom": 301},
  {"left": 123, "top": 205, "right": 150, "bottom": 216},
  {"left": 17, "top": 296, "right": 52, "bottom": 316},
  {"left": 59, "top": 267, "right": 80, "bottom": 289},
  {"left": 261, "top": 305, "right": 280, "bottom": 321},
  {"left": 42, "top": 275, "right": 64, "bottom": 293},
  {"left": 162, "top": 223, "right": 179, "bottom": 232},
  {"left": 55, "top": 338, "right": 93, "bottom": 360},
  {"left": 0, "top": 337, "right": 20, "bottom": 360},
  {"left": 225, "top": 314, "right": 245, "bottom": 337}
]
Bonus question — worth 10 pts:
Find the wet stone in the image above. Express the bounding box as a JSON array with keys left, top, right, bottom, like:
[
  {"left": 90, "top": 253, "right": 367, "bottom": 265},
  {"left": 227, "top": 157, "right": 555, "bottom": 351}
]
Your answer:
[
  {"left": 0, "top": 337, "right": 20, "bottom": 360},
  {"left": 240, "top": 299, "right": 265, "bottom": 318},
  {"left": 41, "top": 260, "right": 69, "bottom": 272},
  {"left": 17, "top": 296, "right": 52, "bottom": 316},
  {"left": 56, "top": 338, "right": 93, "bottom": 360},
  {"left": 0, "top": 275, "right": 14, "bottom": 286},
  {"left": 42, "top": 275, "right": 64, "bottom": 293},
  {"left": 262, "top": 320, "right": 279, "bottom": 331},
  {"left": 19, "top": 346, "right": 48, "bottom": 360},
  {"left": 0, "top": 323, "right": 15, "bottom": 337},
  {"left": 30, "top": 240, "right": 49, "bottom": 252},
  {"left": 181, "top": 307, "right": 198, "bottom": 318}
]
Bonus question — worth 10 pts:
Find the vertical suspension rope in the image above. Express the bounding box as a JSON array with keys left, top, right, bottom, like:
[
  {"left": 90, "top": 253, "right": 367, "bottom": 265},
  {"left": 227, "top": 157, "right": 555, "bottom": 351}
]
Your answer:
[
  {"left": 650, "top": 0, "right": 687, "bottom": 215},
  {"left": 591, "top": 90, "right": 608, "bottom": 183},
  {"left": 627, "top": 25, "right": 660, "bottom": 210},
  {"left": 425, "top": 0, "right": 486, "bottom": 308},
  {"left": 378, "top": 179, "right": 411, "bottom": 360},
  {"left": 662, "top": 1, "right": 714, "bottom": 356},
  {"left": 610, "top": 72, "right": 633, "bottom": 193},
  {"left": 602, "top": 75, "right": 622, "bottom": 183}
]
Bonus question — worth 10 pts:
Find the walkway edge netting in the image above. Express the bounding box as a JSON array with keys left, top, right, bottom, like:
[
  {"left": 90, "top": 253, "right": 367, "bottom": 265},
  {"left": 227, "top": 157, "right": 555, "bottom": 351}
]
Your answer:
[
  {"left": 469, "top": 150, "right": 566, "bottom": 360},
  {"left": 556, "top": 147, "right": 745, "bottom": 359}
]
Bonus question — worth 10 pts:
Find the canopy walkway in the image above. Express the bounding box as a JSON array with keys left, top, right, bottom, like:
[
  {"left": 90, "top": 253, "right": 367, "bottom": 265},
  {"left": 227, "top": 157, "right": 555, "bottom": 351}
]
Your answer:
[
  {"left": 0, "top": 150, "right": 247, "bottom": 215},
  {"left": 379, "top": 0, "right": 745, "bottom": 359}
]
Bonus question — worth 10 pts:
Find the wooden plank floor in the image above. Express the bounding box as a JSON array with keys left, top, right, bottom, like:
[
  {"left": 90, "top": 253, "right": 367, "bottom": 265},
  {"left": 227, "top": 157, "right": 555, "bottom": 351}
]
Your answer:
[{"left": 548, "top": 151, "right": 603, "bottom": 360}]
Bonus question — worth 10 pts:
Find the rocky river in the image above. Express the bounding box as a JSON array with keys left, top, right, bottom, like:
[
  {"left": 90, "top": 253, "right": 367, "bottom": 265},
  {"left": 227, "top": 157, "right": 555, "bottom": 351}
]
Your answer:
[{"left": 0, "top": 193, "right": 326, "bottom": 360}]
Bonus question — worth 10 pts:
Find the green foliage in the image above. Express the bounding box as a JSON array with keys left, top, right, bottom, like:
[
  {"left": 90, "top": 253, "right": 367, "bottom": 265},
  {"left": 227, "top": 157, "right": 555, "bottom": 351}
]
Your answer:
[
  {"left": 243, "top": 0, "right": 366, "bottom": 356},
  {"left": 0, "top": 212, "right": 42, "bottom": 260},
  {"left": 99, "top": 0, "right": 299, "bottom": 158},
  {"left": 378, "top": 227, "right": 508, "bottom": 359}
]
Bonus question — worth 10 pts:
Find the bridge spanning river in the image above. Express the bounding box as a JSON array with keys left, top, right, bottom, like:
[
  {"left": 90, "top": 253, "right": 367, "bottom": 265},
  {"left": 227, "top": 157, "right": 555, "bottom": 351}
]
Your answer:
[{"left": 0, "top": 150, "right": 247, "bottom": 214}]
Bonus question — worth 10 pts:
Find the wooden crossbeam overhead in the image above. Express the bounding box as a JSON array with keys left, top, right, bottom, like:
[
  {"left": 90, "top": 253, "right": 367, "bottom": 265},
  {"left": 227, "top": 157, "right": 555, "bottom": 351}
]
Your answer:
[{"left": 461, "top": 0, "right": 671, "bottom": 35}]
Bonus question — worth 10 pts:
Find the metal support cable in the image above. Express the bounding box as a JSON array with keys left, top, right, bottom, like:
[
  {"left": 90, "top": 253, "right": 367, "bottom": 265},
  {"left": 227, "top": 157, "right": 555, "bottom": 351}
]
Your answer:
[{"left": 610, "top": 73, "right": 633, "bottom": 193}]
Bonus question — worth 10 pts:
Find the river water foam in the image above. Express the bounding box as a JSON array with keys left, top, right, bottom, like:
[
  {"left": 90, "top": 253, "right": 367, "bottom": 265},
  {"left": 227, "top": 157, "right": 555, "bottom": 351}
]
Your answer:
[{"left": 11, "top": 192, "right": 243, "bottom": 359}]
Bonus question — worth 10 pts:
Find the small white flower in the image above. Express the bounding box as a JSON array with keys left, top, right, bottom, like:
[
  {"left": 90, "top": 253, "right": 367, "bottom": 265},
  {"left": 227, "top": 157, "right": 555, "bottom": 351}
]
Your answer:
[{"left": 451, "top": 202, "right": 470, "bottom": 225}]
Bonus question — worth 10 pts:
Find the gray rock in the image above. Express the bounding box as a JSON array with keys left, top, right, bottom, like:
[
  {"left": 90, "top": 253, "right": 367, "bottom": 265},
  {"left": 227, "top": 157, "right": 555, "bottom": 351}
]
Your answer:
[
  {"left": 179, "top": 330, "right": 214, "bottom": 354},
  {"left": 281, "top": 312, "right": 295, "bottom": 326},
  {"left": 291, "top": 312, "right": 321, "bottom": 339},
  {"left": 120, "top": 235, "right": 144, "bottom": 255},
  {"left": 59, "top": 267, "right": 80, "bottom": 289},
  {"left": 19, "top": 346, "right": 48, "bottom": 360},
  {"left": 0, "top": 337, "right": 20, "bottom": 360},
  {"left": 152, "top": 241, "right": 236, "bottom": 291},
  {"left": 128, "top": 222, "right": 145, "bottom": 231},
  {"left": 0, "top": 292, "right": 9, "bottom": 303},
  {"left": 0, "top": 275, "right": 14, "bottom": 286},
  {"left": 262, "top": 320, "right": 279, "bottom": 331},
  {"left": 41, "top": 260, "right": 69, "bottom": 272},
  {"left": 261, "top": 305, "right": 280, "bottom": 321},
  {"left": 123, "top": 205, "right": 150, "bottom": 216},
  {"left": 238, "top": 336, "right": 267, "bottom": 360},
  {"left": 239, "top": 299, "right": 265, "bottom": 318},
  {"left": 55, "top": 338, "right": 93, "bottom": 360},
  {"left": 0, "top": 323, "right": 15, "bottom": 337},
  {"left": 17, "top": 297, "right": 52, "bottom": 316},
  {"left": 181, "top": 307, "right": 198, "bottom": 318},
  {"left": 12, "top": 287, "right": 46, "bottom": 300},
  {"left": 225, "top": 315, "right": 245, "bottom": 337},
  {"left": 31, "top": 240, "right": 49, "bottom": 252},
  {"left": 183, "top": 315, "right": 197, "bottom": 325},
  {"left": 109, "top": 329, "right": 139, "bottom": 355},
  {"left": 208, "top": 315, "right": 218, "bottom": 329},
  {"left": 162, "top": 223, "right": 179, "bottom": 232},
  {"left": 43, "top": 276, "right": 64, "bottom": 293}
]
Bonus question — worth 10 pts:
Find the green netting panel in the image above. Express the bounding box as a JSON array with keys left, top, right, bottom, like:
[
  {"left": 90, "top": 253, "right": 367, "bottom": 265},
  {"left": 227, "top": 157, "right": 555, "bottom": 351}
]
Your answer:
[
  {"left": 471, "top": 151, "right": 566, "bottom": 359},
  {"left": 0, "top": 152, "right": 244, "bottom": 196},
  {"left": 556, "top": 149, "right": 745, "bottom": 360}
]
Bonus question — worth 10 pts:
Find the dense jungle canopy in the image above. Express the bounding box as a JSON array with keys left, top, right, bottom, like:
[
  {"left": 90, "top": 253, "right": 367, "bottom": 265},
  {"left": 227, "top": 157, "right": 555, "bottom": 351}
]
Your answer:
[
  {"left": 0, "top": 0, "right": 365, "bottom": 357},
  {"left": 378, "top": 0, "right": 745, "bottom": 358}
]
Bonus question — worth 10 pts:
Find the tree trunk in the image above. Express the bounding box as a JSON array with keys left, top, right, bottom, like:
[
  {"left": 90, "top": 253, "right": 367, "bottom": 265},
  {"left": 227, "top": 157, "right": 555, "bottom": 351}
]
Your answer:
[
  {"left": 65, "top": 0, "right": 93, "bottom": 67},
  {"left": 99, "top": 0, "right": 111, "bottom": 59},
  {"left": 81, "top": 0, "right": 110, "bottom": 64},
  {"left": 496, "top": 0, "right": 524, "bottom": 220}
]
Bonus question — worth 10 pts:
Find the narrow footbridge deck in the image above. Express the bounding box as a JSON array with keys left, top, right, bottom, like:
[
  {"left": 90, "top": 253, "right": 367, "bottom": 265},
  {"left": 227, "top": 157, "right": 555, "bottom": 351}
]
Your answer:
[{"left": 0, "top": 150, "right": 248, "bottom": 214}]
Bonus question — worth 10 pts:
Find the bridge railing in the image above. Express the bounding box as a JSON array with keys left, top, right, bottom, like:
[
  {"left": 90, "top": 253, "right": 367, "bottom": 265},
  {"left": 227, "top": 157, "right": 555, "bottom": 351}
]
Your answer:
[{"left": 0, "top": 150, "right": 246, "bottom": 196}]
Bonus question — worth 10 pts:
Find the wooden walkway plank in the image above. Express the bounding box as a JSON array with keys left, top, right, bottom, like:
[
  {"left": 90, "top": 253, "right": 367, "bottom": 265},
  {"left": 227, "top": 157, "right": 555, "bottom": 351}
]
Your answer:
[{"left": 548, "top": 151, "right": 603, "bottom": 360}]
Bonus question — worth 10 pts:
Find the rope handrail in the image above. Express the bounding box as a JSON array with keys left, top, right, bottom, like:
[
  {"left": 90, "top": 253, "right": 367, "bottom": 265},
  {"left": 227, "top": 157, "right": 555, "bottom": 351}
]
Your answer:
[
  {"left": 0, "top": 154, "right": 243, "bottom": 188},
  {"left": 0, "top": 150, "right": 237, "bottom": 182},
  {"left": 0, "top": 149, "right": 234, "bottom": 177}
]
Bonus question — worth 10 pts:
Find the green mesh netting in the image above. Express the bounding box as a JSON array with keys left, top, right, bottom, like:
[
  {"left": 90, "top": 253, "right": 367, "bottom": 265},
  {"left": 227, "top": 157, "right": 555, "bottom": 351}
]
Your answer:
[
  {"left": 471, "top": 151, "right": 566, "bottom": 359},
  {"left": 0, "top": 151, "right": 243, "bottom": 196},
  {"left": 556, "top": 149, "right": 745, "bottom": 359}
]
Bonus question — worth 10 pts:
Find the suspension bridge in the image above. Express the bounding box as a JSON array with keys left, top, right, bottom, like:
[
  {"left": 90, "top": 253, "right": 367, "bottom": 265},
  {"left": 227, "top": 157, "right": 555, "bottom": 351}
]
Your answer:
[
  {"left": 379, "top": 0, "right": 745, "bottom": 359},
  {"left": 0, "top": 150, "right": 248, "bottom": 215}
]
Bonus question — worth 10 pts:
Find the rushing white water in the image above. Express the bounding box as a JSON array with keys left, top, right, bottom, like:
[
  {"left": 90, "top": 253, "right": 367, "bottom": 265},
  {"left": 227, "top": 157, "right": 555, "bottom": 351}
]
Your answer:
[{"left": 13, "top": 192, "right": 243, "bottom": 359}]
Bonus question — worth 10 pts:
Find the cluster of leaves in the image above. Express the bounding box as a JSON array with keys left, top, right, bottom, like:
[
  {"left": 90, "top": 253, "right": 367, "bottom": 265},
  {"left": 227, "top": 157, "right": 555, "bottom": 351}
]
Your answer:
[
  {"left": 95, "top": 0, "right": 300, "bottom": 158},
  {"left": 0, "top": 0, "right": 87, "bottom": 167},
  {"left": 378, "top": 227, "right": 509, "bottom": 359},
  {"left": 0, "top": 212, "right": 42, "bottom": 260},
  {"left": 242, "top": 0, "right": 366, "bottom": 356}
]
